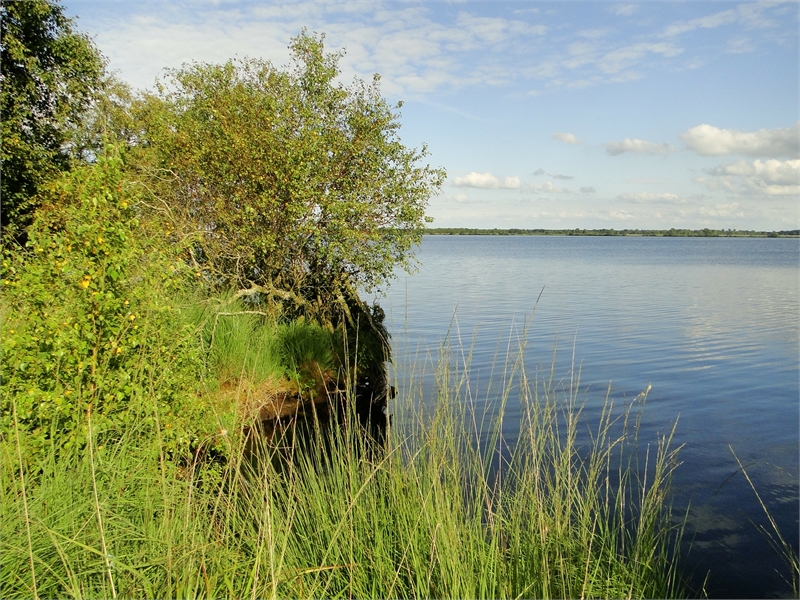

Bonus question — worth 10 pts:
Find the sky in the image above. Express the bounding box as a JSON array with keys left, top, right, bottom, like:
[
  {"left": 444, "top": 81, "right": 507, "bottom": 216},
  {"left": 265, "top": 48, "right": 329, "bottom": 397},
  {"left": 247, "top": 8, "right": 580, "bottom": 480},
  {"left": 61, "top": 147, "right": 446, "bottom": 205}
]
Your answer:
[{"left": 66, "top": 0, "right": 799, "bottom": 230}]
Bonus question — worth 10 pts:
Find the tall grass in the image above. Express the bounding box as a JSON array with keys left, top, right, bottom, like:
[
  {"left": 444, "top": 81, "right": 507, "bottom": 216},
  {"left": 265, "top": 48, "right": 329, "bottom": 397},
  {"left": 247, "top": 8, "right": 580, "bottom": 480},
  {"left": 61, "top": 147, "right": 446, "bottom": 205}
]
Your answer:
[
  {"left": 1, "top": 321, "right": 688, "bottom": 599},
  {"left": 188, "top": 294, "right": 340, "bottom": 390}
]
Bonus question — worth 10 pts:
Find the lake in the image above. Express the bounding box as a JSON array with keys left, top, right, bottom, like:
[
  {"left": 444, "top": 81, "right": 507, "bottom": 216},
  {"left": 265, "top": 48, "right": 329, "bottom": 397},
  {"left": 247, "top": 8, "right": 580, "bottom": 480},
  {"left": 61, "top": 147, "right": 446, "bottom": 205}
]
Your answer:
[{"left": 371, "top": 235, "right": 799, "bottom": 599}]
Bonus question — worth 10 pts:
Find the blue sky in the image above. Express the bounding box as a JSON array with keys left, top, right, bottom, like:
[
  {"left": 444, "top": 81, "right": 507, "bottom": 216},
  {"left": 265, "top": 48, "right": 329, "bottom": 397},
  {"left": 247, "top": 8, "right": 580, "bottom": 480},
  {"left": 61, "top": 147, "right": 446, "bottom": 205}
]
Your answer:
[{"left": 68, "top": 1, "right": 799, "bottom": 230}]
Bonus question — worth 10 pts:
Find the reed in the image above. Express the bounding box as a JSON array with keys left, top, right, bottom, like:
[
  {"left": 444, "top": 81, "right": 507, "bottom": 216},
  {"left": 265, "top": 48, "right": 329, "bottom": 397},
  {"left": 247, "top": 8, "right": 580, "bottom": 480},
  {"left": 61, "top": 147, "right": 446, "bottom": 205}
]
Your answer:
[{"left": 1, "top": 323, "right": 689, "bottom": 599}]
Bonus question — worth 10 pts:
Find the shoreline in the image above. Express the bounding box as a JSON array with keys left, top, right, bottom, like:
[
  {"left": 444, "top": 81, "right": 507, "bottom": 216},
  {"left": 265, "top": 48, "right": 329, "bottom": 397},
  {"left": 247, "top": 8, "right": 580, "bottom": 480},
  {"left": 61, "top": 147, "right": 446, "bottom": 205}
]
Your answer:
[{"left": 425, "top": 227, "right": 799, "bottom": 238}]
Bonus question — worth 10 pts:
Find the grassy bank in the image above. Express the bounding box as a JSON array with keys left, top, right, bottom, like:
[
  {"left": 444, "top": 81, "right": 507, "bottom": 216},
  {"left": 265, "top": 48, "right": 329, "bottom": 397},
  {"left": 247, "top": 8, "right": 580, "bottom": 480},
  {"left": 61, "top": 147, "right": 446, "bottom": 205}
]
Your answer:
[{"left": 1, "top": 316, "right": 687, "bottom": 598}]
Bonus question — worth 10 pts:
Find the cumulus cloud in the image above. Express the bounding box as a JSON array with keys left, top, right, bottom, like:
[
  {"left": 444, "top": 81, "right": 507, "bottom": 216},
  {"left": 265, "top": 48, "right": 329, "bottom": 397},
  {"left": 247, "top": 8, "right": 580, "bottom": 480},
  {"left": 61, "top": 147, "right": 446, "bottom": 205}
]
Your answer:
[
  {"left": 552, "top": 132, "right": 581, "bottom": 145},
  {"left": 618, "top": 192, "right": 683, "bottom": 203},
  {"left": 681, "top": 123, "right": 800, "bottom": 157},
  {"left": 704, "top": 158, "right": 800, "bottom": 196},
  {"left": 453, "top": 172, "right": 520, "bottom": 189},
  {"left": 606, "top": 138, "right": 675, "bottom": 156}
]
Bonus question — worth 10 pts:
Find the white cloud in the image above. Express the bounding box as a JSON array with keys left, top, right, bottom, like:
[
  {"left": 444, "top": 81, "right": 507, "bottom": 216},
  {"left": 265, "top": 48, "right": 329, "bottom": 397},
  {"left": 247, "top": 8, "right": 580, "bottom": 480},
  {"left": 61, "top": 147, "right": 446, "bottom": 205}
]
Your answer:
[
  {"left": 522, "top": 181, "right": 571, "bottom": 194},
  {"left": 74, "top": 0, "right": 796, "bottom": 106},
  {"left": 663, "top": 4, "right": 775, "bottom": 38},
  {"left": 553, "top": 132, "right": 581, "bottom": 145},
  {"left": 663, "top": 8, "right": 739, "bottom": 37},
  {"left": 727, "top": 36, "right": 755, "bottom": 54},
  {"left": 577, "top": 28, "right": 609, "bottom": 40},
  {"left": 609, "top": 4, "right": 638, "bottom": 17},
  {"left": 705, "top": 158, "right": 800, "bottom": 196},
  {"left": 597, "top": 43, "right": 683, "bottom": 75},
  {"left": 698, "top": 202, "right": 744, "bottom": 218},
  {"left": 618, "top": 192, "right": 684, "bottom": 203},
  {"left": 694, "top": 177, "right": 738, "bottom": 194},
  {"left": 681, "top": 123, "right": 800, "bottom": 157},
  {"left": 606, "top": 138, "right": 674, "bottom": 155},
  {"left": 609, "top": 210, "right": 636, "bottom": 220},
  {"left": 453, "top": 172, "right": 520, "bottom": 189},
  {"left": 533, "top": 168, "right": 573, "bottom": 179}
]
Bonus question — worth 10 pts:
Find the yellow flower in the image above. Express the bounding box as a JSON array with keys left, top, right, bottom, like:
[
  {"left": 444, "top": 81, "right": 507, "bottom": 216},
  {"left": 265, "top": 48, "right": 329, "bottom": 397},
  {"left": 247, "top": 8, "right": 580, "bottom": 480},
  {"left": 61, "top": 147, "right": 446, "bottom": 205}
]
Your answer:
[
  {"left": 129, "top": 314, "right": 136, "bottom": 321},
  {"left": 80, "top": 278, "right": 90, "bottom": 289},
  {"left": 120, "top": 201, "right": 128, "bottom": 209}
]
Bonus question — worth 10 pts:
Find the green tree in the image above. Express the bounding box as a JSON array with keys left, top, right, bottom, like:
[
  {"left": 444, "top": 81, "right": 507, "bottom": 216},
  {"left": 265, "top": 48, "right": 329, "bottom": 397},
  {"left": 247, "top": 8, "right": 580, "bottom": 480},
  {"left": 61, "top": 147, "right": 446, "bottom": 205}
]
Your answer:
[
  {"left": 133, "top": 32, "right": 445, "bottom": 319},
  {"left": 1, "top": 0, "right": 104, "bottom": 245}
]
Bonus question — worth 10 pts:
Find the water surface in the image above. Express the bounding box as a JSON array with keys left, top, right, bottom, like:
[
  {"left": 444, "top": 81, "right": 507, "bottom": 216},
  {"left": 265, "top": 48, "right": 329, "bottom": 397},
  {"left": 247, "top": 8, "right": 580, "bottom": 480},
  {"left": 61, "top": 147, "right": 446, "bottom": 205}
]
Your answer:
[{"left": 373, "top": 236, "right": 799, "bottom": 598}]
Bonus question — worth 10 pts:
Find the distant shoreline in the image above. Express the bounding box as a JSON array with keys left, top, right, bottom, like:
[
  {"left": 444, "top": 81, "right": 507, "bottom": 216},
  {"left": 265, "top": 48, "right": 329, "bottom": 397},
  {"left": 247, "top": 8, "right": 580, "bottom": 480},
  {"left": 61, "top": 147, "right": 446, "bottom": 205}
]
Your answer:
[{"left": 425, "top": 228, "right": 799, "bottom": 238}]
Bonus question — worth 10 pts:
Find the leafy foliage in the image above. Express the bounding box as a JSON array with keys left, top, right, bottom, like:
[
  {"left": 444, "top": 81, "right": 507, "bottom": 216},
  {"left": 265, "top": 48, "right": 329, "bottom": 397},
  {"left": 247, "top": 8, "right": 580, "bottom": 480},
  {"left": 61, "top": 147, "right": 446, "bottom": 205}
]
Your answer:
[
  {"left": 0, "top": 150, "right": 211, "bottom": 463},
  {"left": 0, "top": 0, "right": 104, "bottom": 245},
  {"left": 132, "top": 32, "right": 445, "bottom": 315}
]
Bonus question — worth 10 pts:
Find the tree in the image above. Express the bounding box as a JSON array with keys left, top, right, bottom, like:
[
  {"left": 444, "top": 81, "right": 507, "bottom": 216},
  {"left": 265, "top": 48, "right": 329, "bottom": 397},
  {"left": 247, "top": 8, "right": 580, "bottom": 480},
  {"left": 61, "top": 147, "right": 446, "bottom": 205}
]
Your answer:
[
  {"left": 1, "top": 0, "right": 104, "bottom": 245},
  {"left": 133, "top": 32, "right": 445, "bottom": 320}
]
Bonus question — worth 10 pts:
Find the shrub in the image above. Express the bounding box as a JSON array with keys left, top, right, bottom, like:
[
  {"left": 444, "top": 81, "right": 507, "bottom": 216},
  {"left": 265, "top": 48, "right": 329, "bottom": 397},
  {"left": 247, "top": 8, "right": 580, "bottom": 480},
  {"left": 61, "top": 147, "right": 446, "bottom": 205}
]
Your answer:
[{"left": 1, "top": 148, "right": 217, "bottom": 466}]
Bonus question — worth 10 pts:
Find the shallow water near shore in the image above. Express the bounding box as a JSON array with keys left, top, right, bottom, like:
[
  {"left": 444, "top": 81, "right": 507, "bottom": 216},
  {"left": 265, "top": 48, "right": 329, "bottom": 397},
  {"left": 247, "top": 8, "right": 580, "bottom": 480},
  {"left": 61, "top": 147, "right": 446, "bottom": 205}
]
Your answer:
[{"left": 373, "top": 235, "right": 799, "bottom": 598}]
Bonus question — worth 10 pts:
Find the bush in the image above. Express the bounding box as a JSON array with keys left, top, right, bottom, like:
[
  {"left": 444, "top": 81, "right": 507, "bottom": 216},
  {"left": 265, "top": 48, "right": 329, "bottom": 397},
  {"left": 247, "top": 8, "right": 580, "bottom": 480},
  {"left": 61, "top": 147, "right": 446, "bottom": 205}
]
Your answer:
[{"left": 1, "top": 149, "right": 217, "bottom": 466}]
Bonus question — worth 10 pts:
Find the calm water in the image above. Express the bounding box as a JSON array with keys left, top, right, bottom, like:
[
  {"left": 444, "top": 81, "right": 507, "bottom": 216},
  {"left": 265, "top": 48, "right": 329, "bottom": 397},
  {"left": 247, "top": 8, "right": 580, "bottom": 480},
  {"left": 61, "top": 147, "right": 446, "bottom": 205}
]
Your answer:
[{"left": 371, "top": 235, "right": 799, "bottom": 599}]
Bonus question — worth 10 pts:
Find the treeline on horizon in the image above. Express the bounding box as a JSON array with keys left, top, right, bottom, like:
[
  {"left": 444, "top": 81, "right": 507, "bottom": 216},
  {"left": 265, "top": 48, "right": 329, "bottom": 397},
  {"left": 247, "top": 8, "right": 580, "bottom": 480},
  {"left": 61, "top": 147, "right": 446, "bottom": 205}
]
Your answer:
[{"left": 426, "top": 227, "right": 800, "bottom": 238}]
